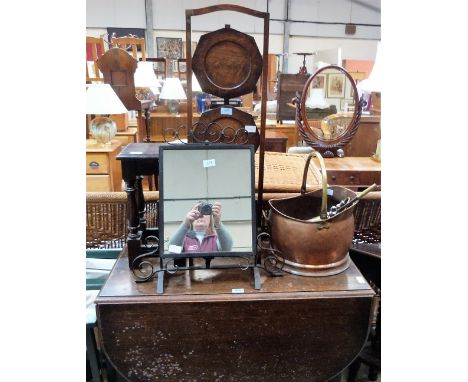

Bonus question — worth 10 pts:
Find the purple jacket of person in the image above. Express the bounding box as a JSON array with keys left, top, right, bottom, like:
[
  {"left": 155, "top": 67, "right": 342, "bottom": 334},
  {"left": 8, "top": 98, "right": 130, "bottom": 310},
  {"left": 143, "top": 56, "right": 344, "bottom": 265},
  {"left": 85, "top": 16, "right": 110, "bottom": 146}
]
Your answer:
[
  {"left": 182, "top": 232, "right": 218, "bottom": 252},
  {"left": 168, "top": 222, "right": 233, "bottom": 253}
]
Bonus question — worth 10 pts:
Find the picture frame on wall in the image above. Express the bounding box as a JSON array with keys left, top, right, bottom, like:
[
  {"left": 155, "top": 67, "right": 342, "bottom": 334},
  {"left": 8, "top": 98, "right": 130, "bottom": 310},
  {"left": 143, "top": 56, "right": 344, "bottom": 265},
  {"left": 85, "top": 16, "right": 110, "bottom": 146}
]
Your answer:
[
  {"left": 156, "top": 37, "right": 183, "bottom": 59},
  {"left": 327, "top": 73, "right": 346, "bottom": 98},
  {"left": 340, "top": 98, "right": 355, "bottom": 111},
  {"left": 345, "top": 80, "right": 355, "bottom": 99},
  {"left": 311, "top": 74, "right": 326, "bottom": 89},
  {"left": 107, "top": 27, "right": 145, "bottom": 50}
]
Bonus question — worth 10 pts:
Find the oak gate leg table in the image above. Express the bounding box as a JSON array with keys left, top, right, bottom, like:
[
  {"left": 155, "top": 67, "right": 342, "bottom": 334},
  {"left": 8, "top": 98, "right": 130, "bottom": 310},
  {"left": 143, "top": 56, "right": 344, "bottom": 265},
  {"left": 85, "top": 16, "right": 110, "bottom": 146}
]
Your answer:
[{"left": 95, "top": 250, "right": 375, "bottom": 381}]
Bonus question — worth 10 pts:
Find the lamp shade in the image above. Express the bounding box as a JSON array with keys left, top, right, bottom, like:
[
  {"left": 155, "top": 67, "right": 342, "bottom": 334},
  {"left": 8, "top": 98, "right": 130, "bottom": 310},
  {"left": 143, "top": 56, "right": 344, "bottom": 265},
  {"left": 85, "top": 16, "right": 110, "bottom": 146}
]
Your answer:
[
  {"left": 134, "top": 61, "right": 160, "bottom": 88},
  {"left": 159, "top": 77, "right": 187, "bottom": 100},
  {"left": 305, "top": 88, "right": 330, "bottom": 109},
  {"left": 86, "top": 83, "right": 128, "bottom": 115},
  {"left": 357, "top": 42, "right": 382, "bottom": 93},
  {"left": 192, "top": 73, "right": 202, "bottom": 93}
]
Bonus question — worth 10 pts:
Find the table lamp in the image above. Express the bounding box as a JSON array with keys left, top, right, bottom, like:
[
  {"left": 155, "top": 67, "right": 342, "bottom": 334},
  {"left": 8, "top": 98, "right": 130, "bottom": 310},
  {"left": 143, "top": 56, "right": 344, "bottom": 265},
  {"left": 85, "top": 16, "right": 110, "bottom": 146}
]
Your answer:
[
  {"left": 86, "top": 83, "right": 128, "bottom": 145},
  {"left": 191, "top": 73, "right": 202, "bottom": 93},
  {"left": 357, "top": 42, "right": 382, "bottom": 115},
  {"left": 134, "top": 61, "right": 161, "bottom": 102},
  {"left": 305, "top": 88, "right": 330, "bottom": 109},
  {"left": 159, "top": 77, "right": 187, "bottom": 114}
]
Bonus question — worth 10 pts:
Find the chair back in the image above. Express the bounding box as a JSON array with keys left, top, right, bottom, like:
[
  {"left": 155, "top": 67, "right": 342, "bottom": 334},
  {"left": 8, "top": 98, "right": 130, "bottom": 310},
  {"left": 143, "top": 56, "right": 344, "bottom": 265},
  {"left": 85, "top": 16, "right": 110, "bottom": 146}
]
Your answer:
[
  {"left": 86, "top": 36, "right": 105, "bottom": 82},
  {"left": 96, "top": 47, "right": 141, "bottom": 111},
  {"left": 111, "top": 36, "right": 146, "bottom": 60},
  {"left": 143, "top": 57, "right": 167, "bottom": 80}
]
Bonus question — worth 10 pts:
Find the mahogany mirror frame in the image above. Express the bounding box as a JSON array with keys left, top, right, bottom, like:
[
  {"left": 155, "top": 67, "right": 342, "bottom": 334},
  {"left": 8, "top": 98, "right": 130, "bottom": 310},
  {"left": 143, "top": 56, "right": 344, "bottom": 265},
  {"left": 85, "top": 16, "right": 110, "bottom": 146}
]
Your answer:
[{"left": 298, "top": 65, "right": 362, "bottom": 157}]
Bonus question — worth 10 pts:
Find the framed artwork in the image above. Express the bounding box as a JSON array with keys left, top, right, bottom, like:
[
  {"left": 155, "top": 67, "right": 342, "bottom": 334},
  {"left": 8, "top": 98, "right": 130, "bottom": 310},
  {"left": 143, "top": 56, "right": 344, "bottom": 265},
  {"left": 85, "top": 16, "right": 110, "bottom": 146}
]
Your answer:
[
  {"left": 345, "top": 80, "right": 355, "bottom": 99},
  {"left": 107, "top": 28, "right": 145, "bottom": 50},
  {"left": 311, "top": 74, "right": 326, "bottom": 89},
  {"left": 327, "top": 73, "right": 346, "bottom": 98},
  {"left": 157, "top": 37, "right": 183, "bottom": 59},
  {"left": 306, "top": 74, "right": 325, "bottom": 98},
  {"left": 340, "top": 98, "right": 355, "bottom": 111}
]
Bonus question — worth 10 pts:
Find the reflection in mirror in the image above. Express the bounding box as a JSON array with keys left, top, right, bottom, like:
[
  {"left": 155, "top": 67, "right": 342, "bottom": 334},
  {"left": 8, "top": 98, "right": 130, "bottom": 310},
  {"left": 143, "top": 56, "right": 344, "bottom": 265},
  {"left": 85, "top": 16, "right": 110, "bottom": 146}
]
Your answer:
[
  {"left": 159, "top": 144, "right": 256, "bottom": 257},
  {"left": 302, "top": 66, "right": 358, "bottom": 142}
]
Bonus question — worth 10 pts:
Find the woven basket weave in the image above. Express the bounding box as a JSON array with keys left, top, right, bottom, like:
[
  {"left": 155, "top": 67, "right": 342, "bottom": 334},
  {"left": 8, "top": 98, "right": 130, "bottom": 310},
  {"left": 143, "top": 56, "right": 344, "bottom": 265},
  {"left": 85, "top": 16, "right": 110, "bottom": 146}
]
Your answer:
[
  {"left": 255, "top": 151, "right": 321, "bottom": 193},
  {"left": 86, "top": 192, "right": 159, "bottom": 249}
]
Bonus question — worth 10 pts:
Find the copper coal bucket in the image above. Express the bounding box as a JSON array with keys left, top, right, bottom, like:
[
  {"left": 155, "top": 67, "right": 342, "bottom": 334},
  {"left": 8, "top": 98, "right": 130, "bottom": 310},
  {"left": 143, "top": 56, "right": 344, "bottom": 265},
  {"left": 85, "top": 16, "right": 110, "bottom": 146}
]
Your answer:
[{"left": 268, "top": 151, "right": 375, "bottom": 276}]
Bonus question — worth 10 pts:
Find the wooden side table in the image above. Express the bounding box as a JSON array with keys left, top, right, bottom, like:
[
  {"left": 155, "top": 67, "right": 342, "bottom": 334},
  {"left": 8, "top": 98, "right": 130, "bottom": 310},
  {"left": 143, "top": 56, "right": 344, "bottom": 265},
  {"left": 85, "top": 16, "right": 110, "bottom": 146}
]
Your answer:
[
  {"left": 117, "top": 143, "right": 162, "bottom": 267},
  {"left": 96, "top": 250, "right": 374, "bottom": 382},
  {"left": 86, "top": 140, "right": 122, "bottom": 192}
]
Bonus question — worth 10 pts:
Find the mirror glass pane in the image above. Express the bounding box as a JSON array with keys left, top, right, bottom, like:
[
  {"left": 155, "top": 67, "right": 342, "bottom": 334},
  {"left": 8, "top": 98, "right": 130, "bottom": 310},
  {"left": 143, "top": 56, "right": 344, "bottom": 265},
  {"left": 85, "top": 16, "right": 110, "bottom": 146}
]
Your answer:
[
  {"left": 304, "top": 68, "right": 355, "bottom": 140},
  {"left": 161, "top": 146, "right": 254, "bottom": 255}
]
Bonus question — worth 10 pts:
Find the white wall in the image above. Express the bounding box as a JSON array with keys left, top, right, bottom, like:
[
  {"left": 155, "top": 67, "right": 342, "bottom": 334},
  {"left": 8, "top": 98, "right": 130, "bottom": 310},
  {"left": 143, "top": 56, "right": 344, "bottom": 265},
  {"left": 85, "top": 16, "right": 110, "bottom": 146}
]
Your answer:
[
  {"left": 86, "top": 0, "right": 380, "bottom": 71},
  {"left": 86, "top": 0, "right": 146, "bottom": 28}
]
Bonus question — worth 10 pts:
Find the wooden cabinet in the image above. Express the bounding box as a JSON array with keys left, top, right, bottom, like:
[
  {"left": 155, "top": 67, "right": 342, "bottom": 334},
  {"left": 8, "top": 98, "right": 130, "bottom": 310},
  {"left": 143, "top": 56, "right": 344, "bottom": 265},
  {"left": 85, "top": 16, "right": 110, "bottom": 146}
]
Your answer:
[
  {"left": 324, "top": 157, "right": 381, "bottom": 188},
  {"left": 344, "top": 115, "right": 381, "bottom": 157},
  {"left": 265, "top": 131, "right": 288, "bottom": 152},
  {"left": 86, "top": 140, "right": 123, "bottom": 191},
  {"left": 258, "top": 121, "right": 298, "bottom": 150}
]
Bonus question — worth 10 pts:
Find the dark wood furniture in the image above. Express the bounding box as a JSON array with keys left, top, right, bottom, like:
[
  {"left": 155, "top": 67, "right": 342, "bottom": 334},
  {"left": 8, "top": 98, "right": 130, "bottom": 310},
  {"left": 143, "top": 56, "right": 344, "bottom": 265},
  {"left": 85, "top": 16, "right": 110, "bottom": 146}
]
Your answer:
[
  {"left": 348, "top": 245, "right": 381, "bottom": 381},
  {"left": 276, "top": 73, "right": 309, "bottom": 121},
  {"left": 96, "top": 48, "right": 153, "bottom": 143},
  {"left": 96, "top": 250, "right": 375, "bottom": 382},
  {"left": 116, "top": 143, "right": 162, "bottom": 267},
  {"left": 265, "top": 130, "right": 288, "bottom": 152}
]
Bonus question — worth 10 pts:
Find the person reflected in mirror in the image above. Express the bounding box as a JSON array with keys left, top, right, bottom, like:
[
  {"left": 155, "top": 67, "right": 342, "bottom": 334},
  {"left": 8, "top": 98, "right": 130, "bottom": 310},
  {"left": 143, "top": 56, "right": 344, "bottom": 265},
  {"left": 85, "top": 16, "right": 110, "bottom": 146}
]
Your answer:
[{"left": 168, "top": 202, "right": 233, "bottom": 253}]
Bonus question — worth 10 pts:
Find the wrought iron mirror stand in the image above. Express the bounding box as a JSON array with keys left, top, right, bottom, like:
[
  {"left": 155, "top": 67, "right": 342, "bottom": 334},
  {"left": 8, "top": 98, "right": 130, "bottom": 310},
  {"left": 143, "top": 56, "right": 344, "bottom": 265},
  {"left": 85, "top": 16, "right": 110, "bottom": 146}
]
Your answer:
[{"left": 127, "top": 4, "right": 277, "bottom": 293}]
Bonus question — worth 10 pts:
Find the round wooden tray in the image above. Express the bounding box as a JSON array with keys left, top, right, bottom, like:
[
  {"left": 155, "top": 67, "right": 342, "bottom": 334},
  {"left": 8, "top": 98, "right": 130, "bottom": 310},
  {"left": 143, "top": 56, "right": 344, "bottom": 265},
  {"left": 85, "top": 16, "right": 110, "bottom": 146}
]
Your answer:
[
  {"left": 191, "top": 106, "right": 260, "bottom": 150},
  {"left": 192, "top": 26, "right": 262, "bottom": 99}
]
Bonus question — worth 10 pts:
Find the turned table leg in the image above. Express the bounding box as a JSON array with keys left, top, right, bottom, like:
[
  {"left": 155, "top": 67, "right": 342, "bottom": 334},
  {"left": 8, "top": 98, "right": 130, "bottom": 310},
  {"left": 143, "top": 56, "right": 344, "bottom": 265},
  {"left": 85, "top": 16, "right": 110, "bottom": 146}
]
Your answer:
[{"left": 125, "top": 178, "right": 140, "bottom": 268}]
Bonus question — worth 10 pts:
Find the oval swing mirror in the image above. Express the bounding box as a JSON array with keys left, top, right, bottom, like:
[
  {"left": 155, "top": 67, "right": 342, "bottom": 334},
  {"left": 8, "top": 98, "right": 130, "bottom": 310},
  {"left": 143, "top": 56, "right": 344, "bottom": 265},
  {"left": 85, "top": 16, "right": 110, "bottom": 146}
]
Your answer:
[{"left": 298, "top": 65, "right": 361, "bottom": 157}]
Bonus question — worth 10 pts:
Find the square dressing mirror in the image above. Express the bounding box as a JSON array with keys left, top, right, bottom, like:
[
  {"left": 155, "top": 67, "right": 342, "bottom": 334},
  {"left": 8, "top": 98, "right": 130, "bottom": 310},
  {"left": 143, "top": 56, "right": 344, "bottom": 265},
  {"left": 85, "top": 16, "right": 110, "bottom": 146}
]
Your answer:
[{"left": 159, "top": 144, "right": 256, "bottom": 259}]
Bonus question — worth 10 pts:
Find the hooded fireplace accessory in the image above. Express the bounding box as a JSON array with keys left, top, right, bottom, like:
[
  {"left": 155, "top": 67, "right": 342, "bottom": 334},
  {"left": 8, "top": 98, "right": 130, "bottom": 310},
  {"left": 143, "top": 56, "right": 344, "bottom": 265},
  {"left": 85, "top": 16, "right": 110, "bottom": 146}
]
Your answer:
[{"left": 265, "top": 151, "right": 376, "bottom": 276}]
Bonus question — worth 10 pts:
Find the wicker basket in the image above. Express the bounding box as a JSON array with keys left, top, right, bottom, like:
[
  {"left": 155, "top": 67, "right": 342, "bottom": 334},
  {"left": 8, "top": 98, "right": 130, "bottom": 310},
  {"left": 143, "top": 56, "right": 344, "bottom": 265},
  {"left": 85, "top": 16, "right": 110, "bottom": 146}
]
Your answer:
[
  {"left": 352, "top": 191, "right": 381, "bottom": 244},
  {"left": 86, "top": 192, "right": 159, "bottom": 249},
  {"left": 255, "top": 151, "right": 321, "bottom": 193}
]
